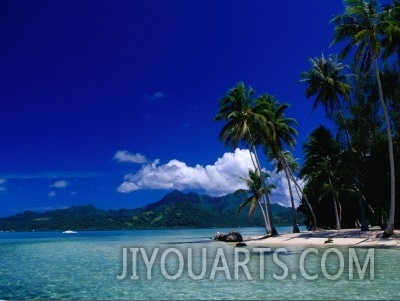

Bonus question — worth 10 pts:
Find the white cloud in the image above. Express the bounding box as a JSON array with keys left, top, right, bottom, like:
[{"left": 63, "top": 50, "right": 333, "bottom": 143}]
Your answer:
[
  {"left": 117, "top": 149, "right": 255, "bottom": 196},
  {"left": 113, "top": 150, "right": 148, "bottom": 164},
  {"left": 50, "top": 180, "right": 68, "bottom": 188},
  {"left": 48, "top": 191, "right": 56, "bottom": 198},
  {"left": 117, "top": 149, "right": 305, "bottom": 208},
  {"left": 143, "top": 91, "right": 169, "bottom": 101},
  {"left": 268, "top": 170, "right": 305, "bottom": 207}
]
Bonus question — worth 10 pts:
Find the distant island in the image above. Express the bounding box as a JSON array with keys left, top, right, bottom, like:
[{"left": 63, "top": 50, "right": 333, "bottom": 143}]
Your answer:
[{"left": 0, "top": 190, "right": 302, "bottom": 231}]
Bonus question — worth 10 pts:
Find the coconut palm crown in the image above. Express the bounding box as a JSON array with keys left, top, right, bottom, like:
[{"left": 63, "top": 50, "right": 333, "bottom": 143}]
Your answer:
[
  {"left": 236, "top": 169, "right": 275, "bottom": 221},
  {"left": 331, "top": 0, "right": 397, "bottom": 236},
  {"left": 300, "top": 54, "right": 352, "bottom": 116}
]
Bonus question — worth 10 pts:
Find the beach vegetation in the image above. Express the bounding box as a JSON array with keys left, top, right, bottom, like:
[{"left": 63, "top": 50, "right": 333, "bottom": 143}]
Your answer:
[
  {"left": 235, "top": 169, "right": 275, "bottom": 224},
  {"left": 331, "top": 0, "right": 398, "bottom": 236},
  {"left": 215, "top": 0, "right": 399, "bottom": 234},
  {"left": 214, "top": 83, "right": 275, "bottom": 234},
  {"left": 215, "top": 85, "right": 315, "bottom": 233}
]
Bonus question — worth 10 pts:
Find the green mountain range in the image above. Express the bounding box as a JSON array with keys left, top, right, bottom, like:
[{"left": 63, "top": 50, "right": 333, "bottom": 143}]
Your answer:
[{"left": 0, "top": 190, "right": 303, "bottom": 231}]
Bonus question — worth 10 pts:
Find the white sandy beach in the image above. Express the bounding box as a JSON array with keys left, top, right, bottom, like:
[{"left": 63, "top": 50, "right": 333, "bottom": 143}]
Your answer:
[{"left": 245, "top": 227, "right": 400, "bottom": 247}]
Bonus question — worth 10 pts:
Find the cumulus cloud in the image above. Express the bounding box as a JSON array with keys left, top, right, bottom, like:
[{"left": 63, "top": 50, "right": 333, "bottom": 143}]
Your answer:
[
  {"left": 50, "top": 180, "right": 68, "bottom": 188},
  {"left": 117, "top": 149, "right": 255, "bottom": 196},
  {"left": 142, "top": 91, "right": 169, "bottom": 101},
  {"left": 113, "top": 150, "right": 148, "bottom": 164},
  {"left": 117, "top": 149, "right": 305, "bottom": 207},
  {"left": 268, "top": 171, "right": 305, "bottom": 207}
]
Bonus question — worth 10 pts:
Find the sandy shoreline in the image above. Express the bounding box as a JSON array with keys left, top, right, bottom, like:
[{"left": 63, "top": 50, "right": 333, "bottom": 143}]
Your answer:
[{"left": 244, "top": 227, "right": 400, "bottom": 247}]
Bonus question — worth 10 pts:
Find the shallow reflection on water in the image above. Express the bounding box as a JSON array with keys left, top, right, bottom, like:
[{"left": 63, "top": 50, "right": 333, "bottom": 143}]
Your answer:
[{"left": 0, "top": 228, "right": 399, "bottom": 300}]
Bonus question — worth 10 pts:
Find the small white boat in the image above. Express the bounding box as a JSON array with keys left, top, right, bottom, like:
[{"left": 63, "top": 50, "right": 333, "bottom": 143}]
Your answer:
[{"left": 62, "top": 230, "right": 78, "bottom": 234}]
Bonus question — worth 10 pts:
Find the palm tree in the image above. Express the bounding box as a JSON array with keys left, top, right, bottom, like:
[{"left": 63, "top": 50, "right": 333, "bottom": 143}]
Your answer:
[
  {"left": 331, "top": 0, "right": 396, "bottom": 236},
  {"left": 254, "top": 94, "right": 297, "bottom": 153},
  {"left": 381, "top": 67, "right": 400, "bottom": 147},
  {"left": 283, "top": 151, "right": 318, "bottom": 231},
  {"left": 381, "top": 0, "right": 400, "bottom": 63},
  {"left": 214, "top": 82, "right": 273, "bottom": 234},
  {"left": 270, "top": 150, "right": 300, "bottom": 233},
  {"left": 301, "top": 126, "right": 342, "bottom": 230},
  {"left": 236, "top": 169, "right": 275, "bottom": 225},
  {"left": 255, "top": 95, "right": 304, "bottom": 233},
  {"left": 300, "top": 54, "right": 369, "bottom": 231},
  {"left": 300, "top": 54, "right": 353, "bottom": 150},
  {"left": 215, "top": 82, "right": 263, "bottom": 150}
]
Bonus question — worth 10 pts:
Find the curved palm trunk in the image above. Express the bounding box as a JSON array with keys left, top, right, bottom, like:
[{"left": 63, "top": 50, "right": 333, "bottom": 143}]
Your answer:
[
  {"left": 328, "top": 177, "right": 341, "bottom": 230},
  {"left": 338, "top": 110, "right": 369, "bottom": 231},
  {"left": 257, "top": 200, "right": 269, "bottom": 235},
  {"left": 338, "top": 110, "right": 355, "bottom": 153},
  {"left": 357, "top": 188, "right": 369, "bottom": 231},
  {"left": 253, "top": 148, "right": 274, "bottom": 234},
  {"left": 250, "top": 141, "right": 276, "bottom": 235},
  {"left": 287, "top": 167, "right": 318, "bottom": 231},
  {"left": 374, "top": 60, "right": 396, "bottom": 237},
  {"left": 352, "top": 179, "right": 369, "bottom": 231},
  {"left": 280, "top": 153, "right": 300, "bottom": 233},
  {"left": 249, "top": 151, "right": 271, "bottom": 235}
]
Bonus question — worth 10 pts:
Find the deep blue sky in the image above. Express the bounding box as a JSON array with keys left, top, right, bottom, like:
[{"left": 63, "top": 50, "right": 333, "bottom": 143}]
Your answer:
[{"left": 0, "top": 1, "right": 344, "bottom": 216}]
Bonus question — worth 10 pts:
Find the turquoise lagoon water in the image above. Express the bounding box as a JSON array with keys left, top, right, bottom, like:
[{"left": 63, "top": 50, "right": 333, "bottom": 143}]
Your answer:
[{"left": 1, "top": 226, "right": 400, "bottom": 300}]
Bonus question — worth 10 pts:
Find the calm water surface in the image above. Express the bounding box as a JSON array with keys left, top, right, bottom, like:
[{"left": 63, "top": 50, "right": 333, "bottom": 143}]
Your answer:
[{"left": 0, "top": 227, "right": 399, "bottom": 300}]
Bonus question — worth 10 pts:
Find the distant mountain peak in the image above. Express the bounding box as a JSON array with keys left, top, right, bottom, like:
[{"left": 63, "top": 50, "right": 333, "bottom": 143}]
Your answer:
[{"left": 0, "top": 191, "right": 300, "bottom": 231}]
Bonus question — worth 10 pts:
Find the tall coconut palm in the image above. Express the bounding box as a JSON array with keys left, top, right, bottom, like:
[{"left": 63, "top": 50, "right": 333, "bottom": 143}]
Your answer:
[
  {"left": 215, "top": 82, "right": 262, "bottom": 149},
  {"left": 284, "top": 152, "right": 318, "bottom": 231},
  {"left": 214, "top": 82, "right": 273, "bottom": 234},
  {"left": 381, "top": 0, "right": 400, "bottom": 63},
  {"left": 255, "top": 95, "right": 303, "bottom": 233},
  {"left": 254, "top": 94, "right": 298, "bottom": 152},
  {"left": 300, "top": 54, "right": 353, "bottom": 150},
  {"left": 271, "top": 150, "right": 300, "bottom": 233},
  {"left": 283, "top": 150, "right": 318, "bottom": 231},
  {"left": 236, "top": 169, "right": 275, "bottom": 224},
  {"left": 301, "top": 126, "right": 342, "bottom": 230},
  {"left": 331, "top": 0, "right": 396, "bottom": 236},
  {"left": 300, "top": 54, "right": 369, "bottom": 231}
]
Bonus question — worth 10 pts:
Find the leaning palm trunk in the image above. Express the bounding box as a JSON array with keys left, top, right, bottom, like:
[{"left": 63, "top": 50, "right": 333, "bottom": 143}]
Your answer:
[
  {"left": 254, "top": 150, "right": 277, "bottom": 235},
  {"left": 251, "top": 146, "right": 273, "bottom": 234},
  {"left": 249, "top": 150, "right": 272, "bottom": 234},
  {"left": 328, "top": 177, "right": 341, "bottom": 230},
  {"left": 337, "top": 110, "right": 354, "bottom": 153},
  {"left": 333, "top": 197, "right": 341, "bottom": 230},
  {"left": 374, "top": 59, "right": 396, "bottom": 237},
  {"left": 249, "top": 136, "right": 276, "bottom": 235},
  {"left": 257, "top": 200, "right": 270, "bottom": 235},
  {"left": 280, "top": 153, "right": 300, "bottom": 233},
  {"left": 338, "top": 109, "right": 369, "bottom": 231},
  {"left": 287, "top": 167, "right": 318, "bottom": 231},
  {"left": 352, "top": 177, "right": 369, "bottom": 231}
]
